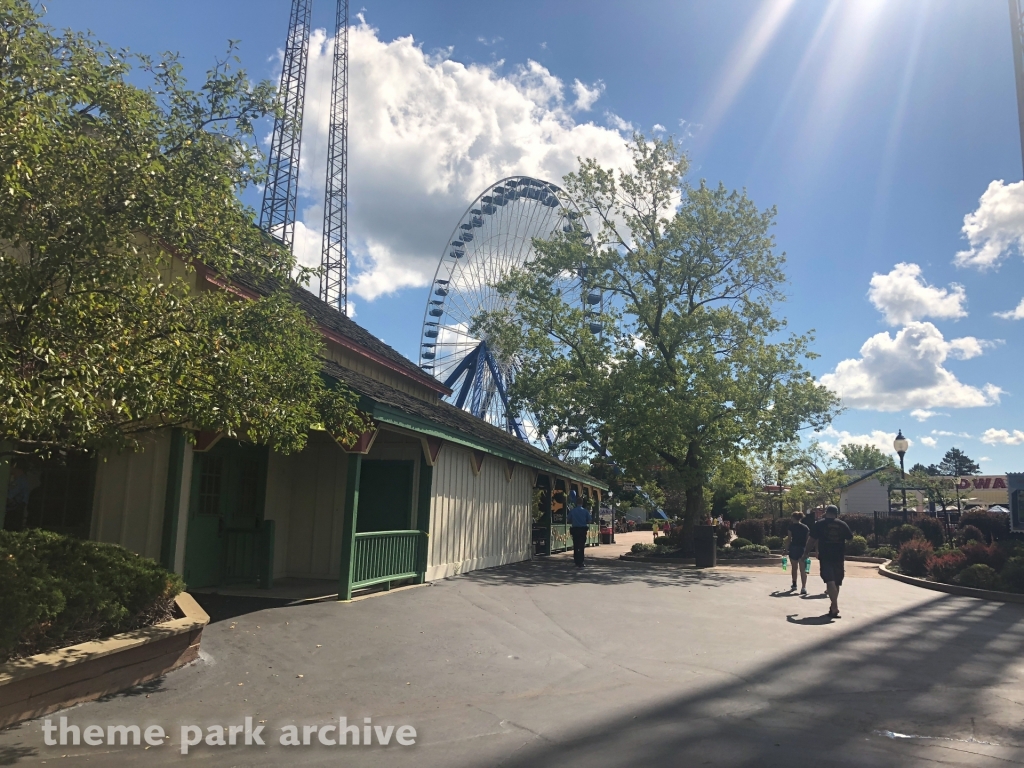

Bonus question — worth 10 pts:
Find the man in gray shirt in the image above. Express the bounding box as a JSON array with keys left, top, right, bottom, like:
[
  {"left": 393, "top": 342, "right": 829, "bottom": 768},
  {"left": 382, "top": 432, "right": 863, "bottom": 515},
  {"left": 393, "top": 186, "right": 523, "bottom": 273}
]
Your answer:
[{"left": 567, "top": 496, "right": 591, "bottom": 568}]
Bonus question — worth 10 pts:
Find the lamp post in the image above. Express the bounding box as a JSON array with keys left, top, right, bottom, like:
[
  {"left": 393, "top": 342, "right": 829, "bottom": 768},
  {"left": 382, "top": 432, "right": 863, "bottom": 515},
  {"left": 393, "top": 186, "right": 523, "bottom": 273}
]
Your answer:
[{"left": 893, "top": 429, "right": 910, "bottom": 522}]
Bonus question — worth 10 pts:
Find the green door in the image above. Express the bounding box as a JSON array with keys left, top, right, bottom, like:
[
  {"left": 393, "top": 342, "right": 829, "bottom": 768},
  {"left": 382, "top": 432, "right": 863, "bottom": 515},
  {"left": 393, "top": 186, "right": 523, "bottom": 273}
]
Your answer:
[
  {"left": 183, "top": 440, "right": 267, "bottom": 588},
  {"left": 357, "top": 460, "right": 414, "bottom": 532}
]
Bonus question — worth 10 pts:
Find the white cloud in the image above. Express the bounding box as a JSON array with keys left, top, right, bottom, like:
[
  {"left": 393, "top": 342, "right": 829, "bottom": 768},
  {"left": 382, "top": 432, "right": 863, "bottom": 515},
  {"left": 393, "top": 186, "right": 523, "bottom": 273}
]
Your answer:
[
  {"left": 995, "top": 297, "right": 1024, "bottom": 320},
  {"left": 820, "top": 322, "right": 1002, "bottom": 411},
  {"left": 815, "top": 426, "right": 902, "bottom": 457},
  {"left": 571, "top": 79, "right": 604, "bottom": 111},
  {"left": 909, "top": 409, "right": 944, "bottom": 421},
  {"left": 919, "top": 436, "right": 937, "bottom": 447},
  {"left": 980, "top": 428, "right": 1024, "bottom": 446},
  {"left": 955, "top": 180, "right": 1024, "bottom": 269},
  {"left": 294, "top": 23, "right": 634, "bottom": 301},
  {"left": 867, "top": 263, "right": 967, "bottom": 326},
  {"left": 932, "top": 430, "right": 972, "bottom": 438},
  {"left": 652, "top": 123, "right": 666, "bottom": 133}
]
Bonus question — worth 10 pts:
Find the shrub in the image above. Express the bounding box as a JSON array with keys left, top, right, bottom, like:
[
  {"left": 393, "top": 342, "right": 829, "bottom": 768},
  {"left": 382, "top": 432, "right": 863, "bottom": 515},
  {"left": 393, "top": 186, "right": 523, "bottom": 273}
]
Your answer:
[
  {"left": 631, "top": 543, "right": 657, "bottom": 554},
  {"left": 915, "top": 517, "right": 945, "bottom": 548},
  {"left": 927, "top": 551, "right": 967, "bottom": 583},
  {"left": 847, "top": 536, "right": 868, "bottom": 556},
  {"left": 729, "top": 537, "right": 753, "bottom": 549},
  {"left": 870, "top": 546, "right": 897, "bottom": 560},
  {"left": 954, "top": 564, "right": 1000, "bottom": 591},
  {"left": 765, "top": 536, "right": 784, "bottom": 550},
  {"left": 874, "top": 516, "right": 909, "bottom": 540},
  {"left": 840, "top": 515, "right": 875, "bottom": 538},
  {"left": 959, "top": 525, "right": 985, "bottom": 544},
  {"left": 1000, "top": 557, "right": 1024, "bottom": 593},
  {"left": 0, "top": 529, "right": 183, "bottom": 662},
  {"left": 734, "top": 520, "right": 766, "bottom": 545},
  {"left": 889, "top": 524, "right": 923, "bottom": 549},
  {"left": 960, "top": 541, "right": 1007, "bottom": 572},
  {"left": 897, "top": 539, "right": 933, "bottom": 577},
  {"left": 959, "top": 510, "right": 1010, "bottom": 543},
  {"left": 739, "top": 544, "right": 770, "bottom": 554}
]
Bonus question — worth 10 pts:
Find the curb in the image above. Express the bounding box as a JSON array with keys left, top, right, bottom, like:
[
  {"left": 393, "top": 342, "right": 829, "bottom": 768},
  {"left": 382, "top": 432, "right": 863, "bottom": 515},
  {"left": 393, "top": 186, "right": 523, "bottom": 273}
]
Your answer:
[
  {"left": 877, "top": 562, "right": 1024, "bottom": 604},
  {"left": 618, "top": 555, "right": 783, "bottom": 567}
]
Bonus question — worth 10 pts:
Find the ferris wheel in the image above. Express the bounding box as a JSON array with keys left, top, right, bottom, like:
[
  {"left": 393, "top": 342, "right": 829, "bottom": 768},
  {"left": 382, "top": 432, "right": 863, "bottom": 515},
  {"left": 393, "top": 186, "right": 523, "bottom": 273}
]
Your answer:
[{"left": 418, "top": 176, "right": 602, "bottom": 449}]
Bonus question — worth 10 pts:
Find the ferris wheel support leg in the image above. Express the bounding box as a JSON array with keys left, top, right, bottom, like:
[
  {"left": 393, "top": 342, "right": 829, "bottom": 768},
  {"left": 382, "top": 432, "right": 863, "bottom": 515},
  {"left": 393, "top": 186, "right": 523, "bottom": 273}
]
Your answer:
[{"left": 483, "top": 348, "right": 527, "bottom": 441}]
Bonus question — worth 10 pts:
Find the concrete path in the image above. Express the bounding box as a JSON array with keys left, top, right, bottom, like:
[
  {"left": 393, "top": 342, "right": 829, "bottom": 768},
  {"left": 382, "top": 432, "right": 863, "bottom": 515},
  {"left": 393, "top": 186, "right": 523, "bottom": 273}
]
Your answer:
[{"left": 2, "top": 557, "right": 1023, "bottom": 767}]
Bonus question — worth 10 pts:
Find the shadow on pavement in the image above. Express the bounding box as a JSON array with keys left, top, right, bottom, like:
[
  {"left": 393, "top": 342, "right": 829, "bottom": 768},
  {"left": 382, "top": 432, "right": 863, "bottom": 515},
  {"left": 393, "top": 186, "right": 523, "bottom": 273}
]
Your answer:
[
  {"left": 0, "top": 745, "right": 36, "bottom": 766},
  {"left": 463, "top": 557, "right": 756, "bottom": 590},
  {"left": 492, "top": 595, "right": 1024, "bottom": 767},
  {"left": 786, "top": 613, "right": 835, "bottom": 625},
  {"left": 189, "top": 593, "right": 295, "bottom": 624}
]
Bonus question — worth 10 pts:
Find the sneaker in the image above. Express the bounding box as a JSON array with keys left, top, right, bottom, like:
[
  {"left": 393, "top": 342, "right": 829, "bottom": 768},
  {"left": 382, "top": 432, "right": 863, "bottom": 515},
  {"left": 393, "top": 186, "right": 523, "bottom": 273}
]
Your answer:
[
  {"left": 800, "top": 588, "right": 807, "bottom": 596},
  {"left": 790, "top": 583, "right": 797, "bottom": 591}
]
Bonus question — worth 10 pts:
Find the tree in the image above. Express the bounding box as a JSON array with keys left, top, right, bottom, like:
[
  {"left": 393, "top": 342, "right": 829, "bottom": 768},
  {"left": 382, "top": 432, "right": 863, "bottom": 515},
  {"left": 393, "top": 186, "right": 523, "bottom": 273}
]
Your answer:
[
  {"left": 0, "top": 1, "right": 369, "bottom": 459},
  {"left": 937, "top": 447, "right": 980, "bottom": 477},
  {"left": 478, "top": 136, "right": 839, "bottom": 545},
  {"left": 838, "top": 444, "right": 895, "bottom": 471}
]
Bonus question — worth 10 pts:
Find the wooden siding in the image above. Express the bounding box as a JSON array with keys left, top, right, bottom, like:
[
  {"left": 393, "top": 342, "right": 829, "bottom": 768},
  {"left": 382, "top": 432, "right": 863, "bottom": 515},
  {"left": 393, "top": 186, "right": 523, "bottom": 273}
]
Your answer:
[
  {"left": 839, "top": 477, "right": 889, "bottom": 515},
  {"left": 322, "top": 340, "right": 439, "bottom": 404},
  {"left": 426, "top": 443, "right": 532, "bottom": 581},
  {"left": 90, "top": 430, "right": 172, "bottom": 562},
  {"left": 264, "top": 435, "right": 348, "bottom": 580}
]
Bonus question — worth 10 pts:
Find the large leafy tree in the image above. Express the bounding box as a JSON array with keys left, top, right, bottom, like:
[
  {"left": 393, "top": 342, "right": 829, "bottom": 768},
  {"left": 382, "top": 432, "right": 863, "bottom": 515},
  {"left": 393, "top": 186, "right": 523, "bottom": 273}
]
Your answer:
[
  {"left": 838, "top": 443, "right": 895, "bottom": 471},
  {"left": 0, "top": 1, "right": 368, "bottom": 459},
  {"left": 478, "top": 136, "right": 839, "bottom": 543}
]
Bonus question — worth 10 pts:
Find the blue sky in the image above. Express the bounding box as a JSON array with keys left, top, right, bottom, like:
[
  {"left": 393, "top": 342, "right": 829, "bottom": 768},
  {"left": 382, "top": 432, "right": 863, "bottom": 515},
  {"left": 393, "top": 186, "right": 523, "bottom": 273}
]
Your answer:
[{"left": 45, "top": 0, "right": 1024, "bottom": 472}]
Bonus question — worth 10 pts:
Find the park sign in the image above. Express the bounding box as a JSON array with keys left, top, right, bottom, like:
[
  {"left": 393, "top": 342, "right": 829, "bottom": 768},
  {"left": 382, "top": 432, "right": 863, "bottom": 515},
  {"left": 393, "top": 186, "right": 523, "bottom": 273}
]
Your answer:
[{"left": 954, "top": 476, "right": 1009, "bottom": 507}]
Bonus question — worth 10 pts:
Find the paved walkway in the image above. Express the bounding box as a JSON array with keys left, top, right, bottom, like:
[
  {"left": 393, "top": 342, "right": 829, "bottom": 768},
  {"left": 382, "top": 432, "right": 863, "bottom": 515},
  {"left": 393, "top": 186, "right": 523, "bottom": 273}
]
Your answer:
[{"left": 2, "top": 556, "right": 1023, "bottom": 767}]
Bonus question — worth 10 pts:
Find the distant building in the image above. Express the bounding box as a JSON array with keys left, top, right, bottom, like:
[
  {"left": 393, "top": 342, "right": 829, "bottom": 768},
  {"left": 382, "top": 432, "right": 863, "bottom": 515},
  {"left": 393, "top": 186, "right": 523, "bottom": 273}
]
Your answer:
[{"left": 838, "top": 468, "right": 890, "bottom": 516}]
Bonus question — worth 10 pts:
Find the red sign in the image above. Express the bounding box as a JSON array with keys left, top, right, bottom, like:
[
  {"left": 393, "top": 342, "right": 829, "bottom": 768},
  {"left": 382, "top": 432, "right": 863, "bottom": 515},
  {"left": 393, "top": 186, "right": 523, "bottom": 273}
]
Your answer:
[{"left": 956, "top": 476, "right": 1007, "bottom": 491}]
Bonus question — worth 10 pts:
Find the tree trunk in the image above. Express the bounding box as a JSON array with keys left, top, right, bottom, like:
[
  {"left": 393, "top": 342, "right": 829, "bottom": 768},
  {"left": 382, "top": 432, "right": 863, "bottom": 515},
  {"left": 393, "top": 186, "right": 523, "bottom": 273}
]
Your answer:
[{"left": 679, "top": 443, "right": 705, "bottom": 556}]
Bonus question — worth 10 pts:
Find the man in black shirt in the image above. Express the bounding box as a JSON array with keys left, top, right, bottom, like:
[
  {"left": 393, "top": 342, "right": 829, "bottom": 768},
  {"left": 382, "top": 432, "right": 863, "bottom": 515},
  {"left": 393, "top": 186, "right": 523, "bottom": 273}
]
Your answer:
[
  {"left": 787, "top": 512, "right": 810, "bottom": 594},
  {"left": 804, "top": 505, "right": 853, "bottom": 618}
]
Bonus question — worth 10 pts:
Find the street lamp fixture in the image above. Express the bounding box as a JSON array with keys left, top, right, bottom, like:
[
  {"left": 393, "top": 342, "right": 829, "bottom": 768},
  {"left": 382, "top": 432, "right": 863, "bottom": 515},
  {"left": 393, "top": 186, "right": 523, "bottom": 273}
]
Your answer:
[{"left": 893, "top": 429, "right": 909, "bottom": 519}]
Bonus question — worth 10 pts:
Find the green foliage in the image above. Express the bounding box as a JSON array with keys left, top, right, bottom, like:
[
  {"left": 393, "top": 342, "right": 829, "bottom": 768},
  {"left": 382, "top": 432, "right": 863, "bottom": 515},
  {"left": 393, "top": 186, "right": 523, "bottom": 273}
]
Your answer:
[
  {"left": 959, "top": 525, "right": 985, "bottom": 544},
  {"left": 0, "top": 1, "right": 368, "bottom": 460},
  {"left": 848, "top": 536, "right": 868, "bottom": 556},
  {"left": 840, "top": 515, "right": 874, "bottom": 537},
  {"left": 928, "top": 551, "right": 967, "bottom": 584},
  {"left": 915, "top": 517, "right": 945, "bottom": 549},
  {"left": 960, "top": 541, "right": 1007, "bottom": 572},
  {"left": 838, "top": 444, "right": 894, "bottom": 470},
  {"left": 476, "top": 135, "right": 839, "bottom": 528},
  {"left": 0, "top": 529, "right": 183, "bottom": 661},
  {"left": 1000, "top": 557, "right": 1024, "bottom": 593},
  {"left": 739, "top": 544, "right": 770, "bottom": 554},
  {"left": 870, "top": 546, "right": 897, "bottom": 560},
  {"left": 734, "top": 519, "right": 766, "bottom": 545},
  {"left": 959, "top": 510, "right": 1009, "bottom": 543},
  {"left": 765, "top": 535, "right": 783, "bottom": 550},
  {"left": 954, "top": 564, "right": 1000, "bottom": 590},
  {"left": 631, "top": 543, "right": 657, "bottom": 554},
  {"left": 889, "top": 524, "right": 923, "bottom": 549},
  {"left": 937, "top": 448, "right": 980, "bottom": 477},
  {"left": 729, "top": 537, "right": 753, "bottom": 549},
  {"left": 897, "top": 539, "right": 932, "bottom": 577}
]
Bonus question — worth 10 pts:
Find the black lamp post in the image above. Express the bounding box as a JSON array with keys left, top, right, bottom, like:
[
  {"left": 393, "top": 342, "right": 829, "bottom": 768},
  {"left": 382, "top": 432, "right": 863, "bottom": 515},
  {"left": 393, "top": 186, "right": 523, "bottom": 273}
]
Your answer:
[{"left": 893, "top": 429, "right": 909, "bottom": 521}]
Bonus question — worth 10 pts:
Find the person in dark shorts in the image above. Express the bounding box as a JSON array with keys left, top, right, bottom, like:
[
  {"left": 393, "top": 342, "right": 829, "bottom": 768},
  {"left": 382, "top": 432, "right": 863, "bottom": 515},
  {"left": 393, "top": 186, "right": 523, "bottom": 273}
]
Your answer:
[
  {"left": 803, "top": 504, "right": 853, "bottom": 618},
  {"left": 787, "top": 511, "right": 810, "bottom": 594}
]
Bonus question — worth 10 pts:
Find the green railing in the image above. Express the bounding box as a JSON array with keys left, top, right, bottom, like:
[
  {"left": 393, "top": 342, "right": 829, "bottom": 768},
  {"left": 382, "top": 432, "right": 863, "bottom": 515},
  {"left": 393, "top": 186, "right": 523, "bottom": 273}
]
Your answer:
[
  {"left": 351, "top": 530, "right": 424, "bottom": 590},
  {"left": 587, "top": 523, "right": 600, "bottom": 547},
  {"left": 550, "top": 524, "right": 570, "bottom": 553}
]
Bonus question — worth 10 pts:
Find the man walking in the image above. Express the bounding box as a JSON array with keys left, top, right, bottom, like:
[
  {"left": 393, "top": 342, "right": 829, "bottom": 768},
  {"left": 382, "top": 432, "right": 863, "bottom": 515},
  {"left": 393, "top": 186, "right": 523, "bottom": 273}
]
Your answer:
[
  {"left": 787, "top": 511, "right": 810, "bottom": 595},
  {"left": 567, "top": 495, "right": 591, "bottom": 568},
  {"left": 803, "top": 504, "right": 852, "bottom": 618}
]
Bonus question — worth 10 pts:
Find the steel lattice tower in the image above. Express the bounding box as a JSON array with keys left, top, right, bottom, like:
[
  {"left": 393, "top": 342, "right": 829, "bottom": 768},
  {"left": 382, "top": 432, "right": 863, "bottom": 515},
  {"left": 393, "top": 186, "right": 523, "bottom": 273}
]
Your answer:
[
  {"left": 320, "top": 0, "right": 350, "bottom": 313},
  {"left": 1011, "top": 0, "right": 1024, "bottom": 177},
  {"left": 260, "top": 0, "right": 313, "bottom": 252}
]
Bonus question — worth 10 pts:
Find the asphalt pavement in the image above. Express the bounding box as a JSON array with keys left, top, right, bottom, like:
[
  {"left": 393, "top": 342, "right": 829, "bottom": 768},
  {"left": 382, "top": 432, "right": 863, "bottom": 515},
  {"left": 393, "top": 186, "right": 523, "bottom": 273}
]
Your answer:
[{"left": 2, "top": 555, "right": 1023, "bottom": 767}]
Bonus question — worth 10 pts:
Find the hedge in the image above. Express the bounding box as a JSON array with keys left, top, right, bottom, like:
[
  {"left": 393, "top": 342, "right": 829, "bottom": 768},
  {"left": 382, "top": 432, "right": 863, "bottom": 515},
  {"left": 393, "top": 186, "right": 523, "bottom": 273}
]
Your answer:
[{"left": 0, "top": 529, "right": 184, "bottom": 662}]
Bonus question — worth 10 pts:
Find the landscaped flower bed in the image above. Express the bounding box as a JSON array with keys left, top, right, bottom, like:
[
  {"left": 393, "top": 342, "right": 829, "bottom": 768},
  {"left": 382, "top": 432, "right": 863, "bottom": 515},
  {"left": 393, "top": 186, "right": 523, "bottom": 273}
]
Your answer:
[
  {"left": 1, "top": 529, "right": 184, "bottom": 662},
  {"left": 879, "top": 511, "right": 1023, "bottom": 594}
]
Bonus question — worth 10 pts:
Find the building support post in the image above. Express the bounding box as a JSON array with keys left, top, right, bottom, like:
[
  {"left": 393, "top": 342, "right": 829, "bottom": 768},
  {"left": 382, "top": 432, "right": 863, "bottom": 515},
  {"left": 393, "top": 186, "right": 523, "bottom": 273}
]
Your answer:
[
  {"left": 160, "top": 429, "right": 186, "bottom": 571},
  {"left": 415, "top": 456, "right": 433, "bottom": 583},
  {"left": 339, "top": 453, "right": 362, "bottom": 601}
]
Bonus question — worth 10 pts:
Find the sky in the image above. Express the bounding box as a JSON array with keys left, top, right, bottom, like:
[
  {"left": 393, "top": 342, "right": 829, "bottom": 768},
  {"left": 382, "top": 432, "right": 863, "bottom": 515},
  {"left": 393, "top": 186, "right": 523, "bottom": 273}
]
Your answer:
[{"left": 43, "top": 0, "right": 1024, "bottom": 473}]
